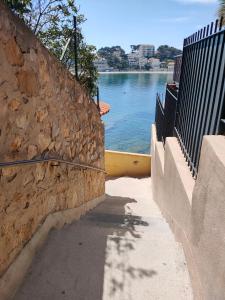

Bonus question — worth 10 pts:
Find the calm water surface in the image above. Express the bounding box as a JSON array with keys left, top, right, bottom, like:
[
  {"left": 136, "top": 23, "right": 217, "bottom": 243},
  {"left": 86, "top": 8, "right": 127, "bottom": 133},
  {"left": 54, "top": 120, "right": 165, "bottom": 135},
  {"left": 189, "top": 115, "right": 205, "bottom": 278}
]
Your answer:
[{"left": 99, "top": 73, "right": 172, "bottom": 154}]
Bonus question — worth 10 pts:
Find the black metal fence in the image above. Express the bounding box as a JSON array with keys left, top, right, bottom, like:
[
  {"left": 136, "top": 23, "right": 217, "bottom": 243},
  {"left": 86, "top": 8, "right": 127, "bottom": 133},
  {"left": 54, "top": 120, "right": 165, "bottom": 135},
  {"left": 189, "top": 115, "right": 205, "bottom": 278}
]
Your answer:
[
  {"left": 155, "top": 84, "right": 178, "bottom": 143},
  {"left": 173, "top": 55, "right": 182, "bottom": 84},
  {"left": 155, "top": 18, "right": 225, "bottom": 177},
  {"left": 164, "top": 85, "right": 178, "bottom": 139},
  {"left": 155, "top": 94, "right": 165, "bottom": 142}
]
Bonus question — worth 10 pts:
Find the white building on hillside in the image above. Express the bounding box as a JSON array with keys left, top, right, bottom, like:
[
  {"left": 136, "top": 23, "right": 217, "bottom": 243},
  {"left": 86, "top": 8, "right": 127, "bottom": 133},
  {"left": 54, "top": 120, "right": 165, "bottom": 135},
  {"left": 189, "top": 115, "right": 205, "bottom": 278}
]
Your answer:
[
  {"left": 138, "top": 44, "right": 155, "bottom": 58},
  {"left": 149, "top": 58, "right": 160, "bottom": 69},
  {"left": 94, "top": 58, "right": 110, "bottom": 72},
  {"left": 138, "top": 57, "right": 148, "bottom": 69},
  {"left": 168, "top": 62, "right": 175, "bottom": 71},
  {"left": 128, "top": 44, "right": 155, "bottom": 69},
  {"left": 127, "top": 52, "right": 139, "bottom": 68}
]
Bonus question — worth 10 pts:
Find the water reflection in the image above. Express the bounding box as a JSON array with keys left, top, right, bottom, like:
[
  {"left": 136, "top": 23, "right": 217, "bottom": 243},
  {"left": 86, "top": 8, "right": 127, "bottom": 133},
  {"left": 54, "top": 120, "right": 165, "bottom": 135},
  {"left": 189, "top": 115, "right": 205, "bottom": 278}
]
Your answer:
[{"left": 100, "top": 74, "right": 130, "bottom": 87}]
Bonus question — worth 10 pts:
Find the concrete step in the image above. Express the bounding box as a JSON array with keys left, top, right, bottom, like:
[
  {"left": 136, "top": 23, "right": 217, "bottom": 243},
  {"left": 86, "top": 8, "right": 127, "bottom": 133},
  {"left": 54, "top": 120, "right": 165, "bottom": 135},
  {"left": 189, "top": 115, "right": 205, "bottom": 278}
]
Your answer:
[{"left": 14, "top": 177, "right": 193, "bottom": 300}]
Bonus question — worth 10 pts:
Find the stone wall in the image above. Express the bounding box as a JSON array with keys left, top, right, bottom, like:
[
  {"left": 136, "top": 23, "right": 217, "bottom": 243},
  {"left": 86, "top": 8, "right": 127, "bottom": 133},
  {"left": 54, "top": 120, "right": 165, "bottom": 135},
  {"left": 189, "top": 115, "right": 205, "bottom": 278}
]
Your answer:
[
  {"left": 0, "top": 3, "right": 105, "bottom": 277},
  {"left": 151, "top": 124, "right": 225, "bottom": 300}
]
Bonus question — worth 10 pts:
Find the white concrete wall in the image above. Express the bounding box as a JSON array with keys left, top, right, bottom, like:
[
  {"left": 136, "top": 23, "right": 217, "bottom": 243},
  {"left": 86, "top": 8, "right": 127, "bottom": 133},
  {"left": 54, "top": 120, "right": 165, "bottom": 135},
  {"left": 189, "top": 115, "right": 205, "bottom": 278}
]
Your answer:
[{"left": 151, "top": 124, "right": 225, "bottom": 300}]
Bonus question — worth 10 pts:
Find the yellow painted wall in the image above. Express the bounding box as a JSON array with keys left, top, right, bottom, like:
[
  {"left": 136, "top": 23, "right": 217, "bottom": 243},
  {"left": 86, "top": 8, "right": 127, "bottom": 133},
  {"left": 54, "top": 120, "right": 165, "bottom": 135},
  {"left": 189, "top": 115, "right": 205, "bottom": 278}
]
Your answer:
[{"left": 105, "top": 150, "right": 151, "bottom": 177}]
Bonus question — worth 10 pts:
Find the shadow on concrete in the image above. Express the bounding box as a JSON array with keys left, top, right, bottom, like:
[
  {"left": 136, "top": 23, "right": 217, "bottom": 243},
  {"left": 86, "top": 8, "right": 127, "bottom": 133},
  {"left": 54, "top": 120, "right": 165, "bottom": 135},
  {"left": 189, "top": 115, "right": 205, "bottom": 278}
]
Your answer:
[{"left": 14, "top": 194, "right": 157, "bottom": 300}]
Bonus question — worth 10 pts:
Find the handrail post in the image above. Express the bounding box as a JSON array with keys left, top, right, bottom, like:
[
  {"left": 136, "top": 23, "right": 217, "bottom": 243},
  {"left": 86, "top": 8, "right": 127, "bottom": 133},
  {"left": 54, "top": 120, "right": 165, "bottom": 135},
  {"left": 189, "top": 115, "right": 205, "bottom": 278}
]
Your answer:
[
  {"left": 97, "top": 87, "right": 100, "bottom": 111},
  {"left": 73, "top": 16, "right": 78, "bottom": 80}
]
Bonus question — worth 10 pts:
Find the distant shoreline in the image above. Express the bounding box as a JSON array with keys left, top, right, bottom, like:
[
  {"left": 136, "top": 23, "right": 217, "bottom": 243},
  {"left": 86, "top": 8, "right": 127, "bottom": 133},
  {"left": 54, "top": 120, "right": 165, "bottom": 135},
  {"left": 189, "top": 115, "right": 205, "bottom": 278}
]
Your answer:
[{"left": 99, "top": 70, "right": 173, "bottom": 74}]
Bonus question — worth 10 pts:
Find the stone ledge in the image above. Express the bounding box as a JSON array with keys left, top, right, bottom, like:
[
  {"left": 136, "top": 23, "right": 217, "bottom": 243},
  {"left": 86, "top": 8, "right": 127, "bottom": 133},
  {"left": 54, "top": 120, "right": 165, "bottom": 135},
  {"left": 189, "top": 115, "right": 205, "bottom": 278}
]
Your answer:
[{"left": 0, "top": 195, "right": 105, "bottom": 300}]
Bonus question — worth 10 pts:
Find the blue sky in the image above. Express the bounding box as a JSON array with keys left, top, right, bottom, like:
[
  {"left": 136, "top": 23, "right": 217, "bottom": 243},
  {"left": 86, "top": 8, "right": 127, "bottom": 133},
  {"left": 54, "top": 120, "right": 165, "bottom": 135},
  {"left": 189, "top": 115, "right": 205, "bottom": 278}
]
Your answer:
[{"left": 76, "top": 0, "right": 219, "bottom": 52}]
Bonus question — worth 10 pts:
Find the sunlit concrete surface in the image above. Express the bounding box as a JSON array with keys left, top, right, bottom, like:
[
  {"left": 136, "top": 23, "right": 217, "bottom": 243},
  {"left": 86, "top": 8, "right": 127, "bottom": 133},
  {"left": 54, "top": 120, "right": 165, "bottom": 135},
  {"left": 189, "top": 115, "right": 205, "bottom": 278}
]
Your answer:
[{"left": 14, "top": 178, "right": 192, "bottom": 300}]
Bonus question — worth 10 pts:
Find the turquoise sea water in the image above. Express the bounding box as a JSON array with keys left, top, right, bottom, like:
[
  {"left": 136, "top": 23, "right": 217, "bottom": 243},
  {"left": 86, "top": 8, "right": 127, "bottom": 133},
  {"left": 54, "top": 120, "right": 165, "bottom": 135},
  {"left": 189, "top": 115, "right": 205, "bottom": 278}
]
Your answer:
[{"left": 99, "top": 73, "right": 173, "bottom": 154}]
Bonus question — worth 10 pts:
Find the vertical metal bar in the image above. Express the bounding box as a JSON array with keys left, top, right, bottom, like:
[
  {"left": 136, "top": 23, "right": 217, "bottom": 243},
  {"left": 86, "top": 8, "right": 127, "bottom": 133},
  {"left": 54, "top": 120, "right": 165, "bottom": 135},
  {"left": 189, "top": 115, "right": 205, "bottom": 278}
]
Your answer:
[
  {"left": 190, "top": 36, "right": 209, "bottom": 167},
  {"left": 97, "top": 87, "right": 100, "bottom": 111},
  {"left": 181, "top": 45, "right": 194, "bottom": 127},
  {"left": 210, "top": 22, "right": 214, "bottom": 35},
  {"left": 175, "top": 39, "right": 188, "bottom": 140},
  {"left": 175, "top": 47, "right": 187, "bottom": 143},
  {"left": 203, "top": 32, "right": 221, "bottom": 137},
  {"left": 192, "top": 32, "right": 214, "bottom": 168},
  {"left": 215, "top": 19, "right": 219, "bottom": 33},
  {"left": 164, "top": 86, "right": 177, "bottom": 140},
  {"left": 201, "top": 33, "right": 218, "bottom": 136},
  {"left": 209, "top": 31, "right": 225, "bottom": 134},
  {"left": 212, "top": 31, "right": 225, "bottom": 134},
  {"left": 181, "top": 43, "right": 198, "bottom": 159},
  {"left": 219, "top": 17, "right": 224, "bottom": 30},
  {"left": 203, "top": 27, "right": 206, "bottom": 38},
  {"left": 206, "top": 25, "right": 209, "bottom": 37},
  {"left": 185, "top": 40, "right": 202, "bottom": 156},
  {"left": 185, "top": 35, "right": 205, "bottom": 165},
  {"left": 178, "top": 46, "right": 190, "bottom": 140},
  {"left": 200, "top": 28, "right": 203, "bottom": 39},
  {"left": 73, "top": 16, "right": 78, "bottom": 80}
]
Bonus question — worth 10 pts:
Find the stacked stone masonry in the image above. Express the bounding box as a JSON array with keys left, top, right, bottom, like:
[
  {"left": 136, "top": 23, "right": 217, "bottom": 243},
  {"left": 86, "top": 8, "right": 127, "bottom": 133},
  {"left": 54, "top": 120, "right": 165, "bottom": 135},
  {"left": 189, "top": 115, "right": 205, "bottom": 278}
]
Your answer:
[{"left": 0, "top": 3, "right": 105, "bottom": 276}]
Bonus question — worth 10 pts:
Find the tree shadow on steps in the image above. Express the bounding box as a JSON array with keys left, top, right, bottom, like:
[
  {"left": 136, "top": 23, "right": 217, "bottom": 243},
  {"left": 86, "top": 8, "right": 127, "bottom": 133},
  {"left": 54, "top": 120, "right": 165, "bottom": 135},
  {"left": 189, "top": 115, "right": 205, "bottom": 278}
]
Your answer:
[{"left": 14, "top": 194, "right": 157, "bottom": 300}]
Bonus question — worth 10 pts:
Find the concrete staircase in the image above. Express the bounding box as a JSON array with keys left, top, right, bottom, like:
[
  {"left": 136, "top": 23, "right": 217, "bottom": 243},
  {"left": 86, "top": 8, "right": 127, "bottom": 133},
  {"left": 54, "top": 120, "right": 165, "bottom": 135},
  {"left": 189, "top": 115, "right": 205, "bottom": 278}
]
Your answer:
[{"left": 14, "top": 178, "right": 193, "bottom": 300}]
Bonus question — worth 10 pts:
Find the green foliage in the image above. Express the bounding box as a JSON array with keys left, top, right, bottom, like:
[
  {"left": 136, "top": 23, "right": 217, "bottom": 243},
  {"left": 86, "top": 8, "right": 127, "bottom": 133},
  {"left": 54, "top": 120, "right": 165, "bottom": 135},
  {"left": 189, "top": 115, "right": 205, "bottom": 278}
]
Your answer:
[
  {"left": 156, "top": 45, "right": 182, "bottom": 61},
  {"left": 78, "top": 43, "right": 98, "bottom": 97},
  {"left": 98, "top": 46, "right": 128, "bottom": 70},
  {"left": 5, "top": 0, "right": 98, "bottom": 97},
  {"left": 4, "top": 0, "right": 31, "bottom": 15}
]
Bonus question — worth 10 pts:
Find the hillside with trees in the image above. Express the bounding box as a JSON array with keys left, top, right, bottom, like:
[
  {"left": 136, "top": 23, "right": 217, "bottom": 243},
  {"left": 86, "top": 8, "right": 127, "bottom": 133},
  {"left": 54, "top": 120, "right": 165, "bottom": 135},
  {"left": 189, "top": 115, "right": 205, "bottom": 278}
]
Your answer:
[
  {"left": 156, "top": 45, "right": 182, "bottom": 61},
  {"left": 96, "top": 44, "right": 182, "bottom": 70},
  {"left": 97, "top": 46, "right": 129, "bottom": 70}
]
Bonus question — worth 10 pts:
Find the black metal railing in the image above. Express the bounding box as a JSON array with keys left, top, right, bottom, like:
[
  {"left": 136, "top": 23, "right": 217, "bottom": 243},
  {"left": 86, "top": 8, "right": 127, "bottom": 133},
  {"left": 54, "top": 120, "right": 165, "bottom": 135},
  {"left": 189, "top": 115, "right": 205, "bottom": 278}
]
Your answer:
[
  {"left": 155, "top": 18, "right": 225, "bottom": 177},
  {"left": 175, "top": 18, "right": 225, "bottom": 176},
  {"left": 155, "top": 84, "right": 178, "bottom": 144},
  {"left": 155, "top": 94, "right": 165, "bottom": 143},
  {"left": 173, "top": 55, "right": 182, "bottom": 84},
  {"left": 164, "top": 85, "right": 178, "bottom": 139}
]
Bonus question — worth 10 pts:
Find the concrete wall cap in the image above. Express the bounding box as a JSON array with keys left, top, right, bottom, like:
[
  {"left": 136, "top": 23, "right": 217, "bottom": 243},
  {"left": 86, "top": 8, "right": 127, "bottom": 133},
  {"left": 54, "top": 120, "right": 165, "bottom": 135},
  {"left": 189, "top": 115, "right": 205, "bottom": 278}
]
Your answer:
[{"left": 203, "top": 136, "right": 225, "bottom": 167}]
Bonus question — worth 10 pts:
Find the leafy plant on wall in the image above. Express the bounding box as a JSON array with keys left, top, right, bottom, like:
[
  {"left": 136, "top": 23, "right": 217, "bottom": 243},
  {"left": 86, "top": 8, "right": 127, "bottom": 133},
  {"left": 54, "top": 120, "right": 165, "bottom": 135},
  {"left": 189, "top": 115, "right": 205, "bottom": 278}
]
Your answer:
[{"left": 4, "top": 0, "right": 98, "bottom": 97}]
